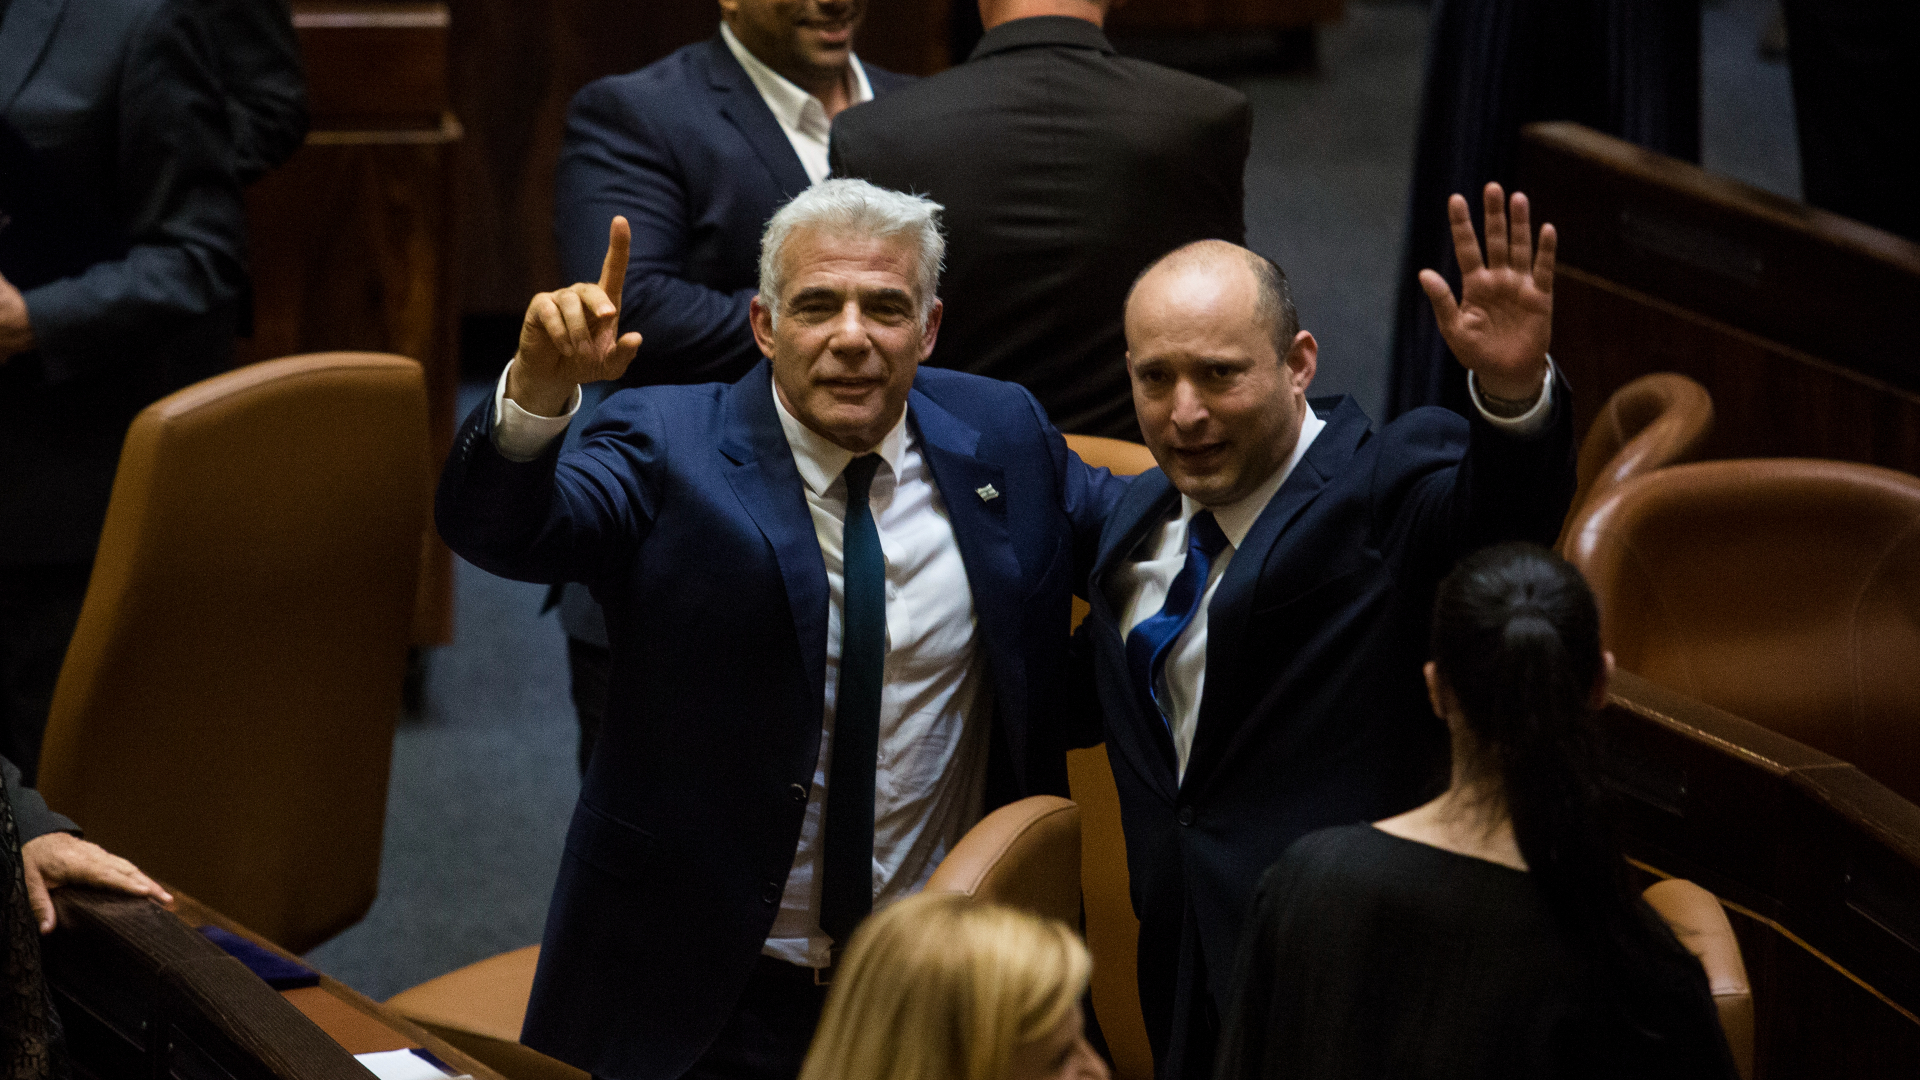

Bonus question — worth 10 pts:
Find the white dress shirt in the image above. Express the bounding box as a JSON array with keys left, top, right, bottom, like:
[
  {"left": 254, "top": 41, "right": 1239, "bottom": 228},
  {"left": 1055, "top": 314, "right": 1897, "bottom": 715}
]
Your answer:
[
  {"left": 719, "top": 22, "right": 873, "bottom": 186},
  {"left": 490, "top": 366, "right": 989, "bottom": 968},
  {"left": 1112, "top": 365, "right": 1556, "bottom": 783}
]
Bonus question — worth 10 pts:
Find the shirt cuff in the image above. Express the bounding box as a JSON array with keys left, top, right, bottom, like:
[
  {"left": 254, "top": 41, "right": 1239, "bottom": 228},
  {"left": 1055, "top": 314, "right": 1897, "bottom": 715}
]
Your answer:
[
  {"left": 1468, "top": 357, "right": 1556, "bottom": 436},
  {"left": 491, "top": 359, "right": 581, "bottom": 463}
]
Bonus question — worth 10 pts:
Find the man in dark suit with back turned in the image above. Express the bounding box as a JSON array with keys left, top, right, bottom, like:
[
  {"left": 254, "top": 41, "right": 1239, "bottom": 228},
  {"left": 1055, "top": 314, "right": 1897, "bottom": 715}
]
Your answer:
[
  {"left": 1083, "top": 185, "right": 1576, "bottom": 1080},
  {"left": 550, "top": 0, "right": 911, "bottom": 769},
  {"left": 828, "top": 0, "right": 1249, "bottom": 440},
  {"left": 0, "top": 0, "right": 247, "bottom": 784},
  {"left": 437, "top": 180, "right": 1127, "bottom": 1080}
]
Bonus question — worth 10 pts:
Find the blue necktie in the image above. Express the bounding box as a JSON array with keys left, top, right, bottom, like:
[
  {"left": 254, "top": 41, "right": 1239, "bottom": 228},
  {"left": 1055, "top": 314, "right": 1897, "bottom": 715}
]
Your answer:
[
  {"left": 1126, "top": 510, "right": 1229, "bottom": 725},
  {"left": 822, "top": 454, "right": 884, "bottom": 948}
]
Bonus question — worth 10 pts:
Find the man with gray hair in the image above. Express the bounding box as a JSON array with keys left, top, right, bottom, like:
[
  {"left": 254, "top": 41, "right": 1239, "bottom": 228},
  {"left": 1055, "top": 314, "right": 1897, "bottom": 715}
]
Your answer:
[{"left": 437, "top": 178, "right": 1127, "bottom": 1080}]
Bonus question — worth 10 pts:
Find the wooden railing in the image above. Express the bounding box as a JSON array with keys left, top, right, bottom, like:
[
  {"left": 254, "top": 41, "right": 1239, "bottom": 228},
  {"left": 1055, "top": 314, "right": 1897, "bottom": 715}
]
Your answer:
[{"left": 1602, "top": 670, "right": 1920, "bottom": 1076}]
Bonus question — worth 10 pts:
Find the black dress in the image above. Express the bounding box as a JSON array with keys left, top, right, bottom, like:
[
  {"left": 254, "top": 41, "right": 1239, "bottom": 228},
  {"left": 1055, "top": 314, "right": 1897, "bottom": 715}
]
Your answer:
[{"left": 1215, "top": 825, "right": 1739, "bottom": 1080}]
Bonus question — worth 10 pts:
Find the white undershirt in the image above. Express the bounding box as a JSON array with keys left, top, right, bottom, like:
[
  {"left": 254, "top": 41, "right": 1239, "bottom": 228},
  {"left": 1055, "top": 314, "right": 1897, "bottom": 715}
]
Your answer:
[
  {"left": 719, "top": 22, "right": 872, "bottom": 186},
  {"left": 1113, "top": 365, "right": 1556, "bottom": 782},
  {"left": 490, "top": 366, "right": 988, "bottom": 967}
]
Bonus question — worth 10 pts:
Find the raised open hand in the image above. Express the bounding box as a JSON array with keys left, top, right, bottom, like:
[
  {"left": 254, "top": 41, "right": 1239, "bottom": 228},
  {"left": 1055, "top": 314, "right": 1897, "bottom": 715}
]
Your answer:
[
  {"left": 1419, "top": 183, "right": 1555, "bottom": 401},
  {"left": 507, "top": 216, "right": 645, "bottom": 416}
]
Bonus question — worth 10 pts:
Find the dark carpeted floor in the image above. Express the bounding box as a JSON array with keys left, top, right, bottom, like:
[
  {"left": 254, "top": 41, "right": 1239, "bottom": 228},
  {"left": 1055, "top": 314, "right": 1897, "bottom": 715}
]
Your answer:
[{"left": 304, "top": 0, "right": 1800, "bottom": 1000}]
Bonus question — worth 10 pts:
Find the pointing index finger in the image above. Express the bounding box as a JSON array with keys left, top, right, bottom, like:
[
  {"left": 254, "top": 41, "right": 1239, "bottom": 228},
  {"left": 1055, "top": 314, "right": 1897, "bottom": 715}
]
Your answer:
[{"left": 599, "top": 215, "right": 631, "bottom": 306}]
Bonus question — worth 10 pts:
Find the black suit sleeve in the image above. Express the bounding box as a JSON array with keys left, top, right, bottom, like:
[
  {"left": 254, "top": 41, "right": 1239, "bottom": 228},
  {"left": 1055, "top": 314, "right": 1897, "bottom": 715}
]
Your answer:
[
  {"left": 555, "top": 80, "right": 763, "bottom": 386},
  {"left": 1378, "top": 369, "right": 1578, "bottom": 586},
  {"left": 197, "top": 0, "right": 309, "bottom": 184},
  {"left": 3, "top": 756, "right": 77, "bottom": 845},
  {"left": 21, "top": 0, "right": 246, "bottom": 385}
]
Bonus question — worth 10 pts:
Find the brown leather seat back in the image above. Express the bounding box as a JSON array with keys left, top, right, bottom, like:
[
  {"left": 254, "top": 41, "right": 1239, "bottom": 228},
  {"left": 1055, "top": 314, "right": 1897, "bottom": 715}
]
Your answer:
[
  {"left": 1643, "top": 879, "right": 1754, "bottom": 1080},
  {"left": 1065, "top": 433, "right": 1159, "bottom": 477},
  {"left": 1560, "top": 373, "right": 1714, "bottom": 549},
  {"left": 1568, "top": 458, "right": 1920, "bottom": 805},
  {"left": 38, "top": 353, "right": 429, "bottom": 953},
  {"left": 925, "top": 795, "right": 1081, "bottom": 930}
]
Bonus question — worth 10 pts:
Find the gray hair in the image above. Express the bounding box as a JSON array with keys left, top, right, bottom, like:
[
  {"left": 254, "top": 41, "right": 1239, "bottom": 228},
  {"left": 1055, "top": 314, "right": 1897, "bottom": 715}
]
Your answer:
[{"left": 758, "top": 178, "right": 946, "bottom": 326}]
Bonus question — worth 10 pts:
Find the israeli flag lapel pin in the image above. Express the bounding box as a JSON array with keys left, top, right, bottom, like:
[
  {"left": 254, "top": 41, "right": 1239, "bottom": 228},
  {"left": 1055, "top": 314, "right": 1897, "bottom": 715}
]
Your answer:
[{"left": 976, "top": 483, "right": 1000, "bottom": 503}]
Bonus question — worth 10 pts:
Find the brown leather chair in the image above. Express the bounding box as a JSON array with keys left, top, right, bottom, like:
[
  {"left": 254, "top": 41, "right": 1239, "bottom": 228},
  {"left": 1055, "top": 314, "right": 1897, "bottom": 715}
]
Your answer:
[
  {"left": 1066, "top": 433, "right": 1159, "bottom": 478},
  {"left": 1566, "top": 458, "right": 1920, "bottom": 807},
  {"left": 1643, "top": 879, "right": 1755, "bottom": 1080},
  {"left": 1060, "top": 433, "right": 1160, "bottom": 1080},
  {"left": 1557, "top": 373, "right": 1714, "bottom": 551},
  {"left": 36, "top": 353, "right": 428, "bottom": 954},
  {"left": 389, "top": 796, "right": 1081, "bottom": 1080},
  {"left": 388, "top": 946, "right": 588, "bottom": 1080},
  {"left": 924, "top": 794, "right": 1081, "bottom": 926}
]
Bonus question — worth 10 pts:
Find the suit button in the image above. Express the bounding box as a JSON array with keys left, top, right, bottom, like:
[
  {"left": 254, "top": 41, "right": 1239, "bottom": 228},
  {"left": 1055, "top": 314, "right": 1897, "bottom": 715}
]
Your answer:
[
  {"left": 1177, "top": 806, "right": 1195, "bottom": 827},
  {"left": 762, "top": 882, "right": 782, "bottom": 905},
  {"left": 789, "top": 783, "right": 808, "bottom": 803}
]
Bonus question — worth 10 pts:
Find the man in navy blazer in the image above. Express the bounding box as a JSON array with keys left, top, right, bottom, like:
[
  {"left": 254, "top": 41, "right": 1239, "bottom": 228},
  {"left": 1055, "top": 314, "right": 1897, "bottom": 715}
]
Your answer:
[
  {"left": 551, "top": 0, "right": 911, "bottom": 772},
  {"left": 438, "top": 181, "right": 1125, "bottom": 1080},
  {"left": 555, "top": 0, "right": 911, "bottom": 386},
  {"left": 1083, "top": 187, "right": 1576, "bottom": 1079}
]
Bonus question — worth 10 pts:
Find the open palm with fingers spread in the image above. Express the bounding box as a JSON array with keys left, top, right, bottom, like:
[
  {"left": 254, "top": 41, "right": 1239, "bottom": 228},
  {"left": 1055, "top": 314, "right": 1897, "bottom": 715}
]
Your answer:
[
  {"left": 508, "top": 215, "right": 646, "bottom": 416},
  {"left": 1418, "top": 182, "right": 1555, "bottom": 402}
]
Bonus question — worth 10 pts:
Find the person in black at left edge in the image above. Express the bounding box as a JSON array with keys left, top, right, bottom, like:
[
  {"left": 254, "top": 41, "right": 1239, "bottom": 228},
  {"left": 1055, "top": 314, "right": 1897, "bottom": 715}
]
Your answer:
[
  {"left": 2, "top": 751, "right": 173, "bottom": 1079},
  {"left": 0, "top": 0, "right": 270, "bottom": 784}
]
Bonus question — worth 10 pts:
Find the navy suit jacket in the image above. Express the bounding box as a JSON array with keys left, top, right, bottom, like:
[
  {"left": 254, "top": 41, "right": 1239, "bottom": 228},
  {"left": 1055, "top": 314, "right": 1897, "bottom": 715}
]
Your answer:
[
  {"left": 0, "top": 0, "right": 246, "bottom": 564},
  {"left": 1082, "top": 389, "right": 1575, "bottom": 1079},
  {"left": 435, "top": 363, "right": 1127, "bottom": 1080},
  {"left": 554, "top": 37, "right": 911, "bottom": 386}
]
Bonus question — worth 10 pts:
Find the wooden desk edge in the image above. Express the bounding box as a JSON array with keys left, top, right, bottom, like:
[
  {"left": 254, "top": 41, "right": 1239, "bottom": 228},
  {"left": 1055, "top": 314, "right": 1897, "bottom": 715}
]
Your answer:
[{"left": 167, "top": 890, "right": 509, "bottom": 1080}]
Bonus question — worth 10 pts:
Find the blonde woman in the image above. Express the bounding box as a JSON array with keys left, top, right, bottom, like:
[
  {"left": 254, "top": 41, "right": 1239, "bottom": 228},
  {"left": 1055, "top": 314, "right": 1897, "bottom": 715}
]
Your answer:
[{"left": 801, "top": 892, "right": 1111, "bottom": 1080}]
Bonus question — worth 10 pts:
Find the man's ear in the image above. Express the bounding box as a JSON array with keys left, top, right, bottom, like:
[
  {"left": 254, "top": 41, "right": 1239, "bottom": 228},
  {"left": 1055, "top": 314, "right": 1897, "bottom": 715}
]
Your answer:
[
  {"left": 749, "top": 295, "right": 777, "bottom": 359},
  {"left": 1424, "top": 661, "right": 1450, "bottom": 720},
  {"left": 1284, "top": 330, "right": 1317, "bottom": 395},
  {"left": 919, "top": 297, "right": 944, "bottom": 360}
]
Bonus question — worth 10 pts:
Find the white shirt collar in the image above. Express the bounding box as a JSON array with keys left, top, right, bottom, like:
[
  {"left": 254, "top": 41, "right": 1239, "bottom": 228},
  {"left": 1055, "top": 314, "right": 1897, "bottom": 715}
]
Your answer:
[
  {"left": 772, "top": 382, "right": 910, "bottom": 496},
  {"left": 1180, "top": 406, "right": 1328, "bottom": 547},
  {"left": 720, "top": 21, "right": 873, "bottom": 147}
]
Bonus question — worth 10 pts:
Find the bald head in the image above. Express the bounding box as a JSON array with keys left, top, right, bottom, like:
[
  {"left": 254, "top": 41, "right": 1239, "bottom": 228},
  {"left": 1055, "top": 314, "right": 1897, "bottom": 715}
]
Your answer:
[
  {"left": 1129, "top": 241, "right": 1298, "bottom": 361},
  {"left": 1123, "top": 239, "right": 1318, "bottom": 507}
]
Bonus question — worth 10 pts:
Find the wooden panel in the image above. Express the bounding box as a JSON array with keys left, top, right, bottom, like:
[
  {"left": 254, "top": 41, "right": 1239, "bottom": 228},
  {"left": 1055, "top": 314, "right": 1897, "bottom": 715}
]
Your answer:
[
  {"left": 1108, "top": 0, "right": 1343, "bottom": 34},
  {"left": 43, "top": 888, "right": 507, "bottom": 1080},
  {"left": 1520, "top": 121, "right": 1920, "bottom": 394},
  {"left": 1553, "top": 266, "right": 1920, "bottom": 476},
  {"left": 1600, "top": 670, "right": 1920, "bottom": 1077},
  {"left": 246, "top": 5, "right": 460, "bottom": 642},
  {"left": 295, "top": 4, "right": 450, "bottom": 128}
]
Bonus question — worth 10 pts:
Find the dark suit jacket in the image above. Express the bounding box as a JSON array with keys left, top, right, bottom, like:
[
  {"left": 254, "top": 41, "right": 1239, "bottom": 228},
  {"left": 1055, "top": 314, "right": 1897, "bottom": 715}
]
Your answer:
[
  {"left": 2, "top": 755, "right": 75, "bottom": 844},
  {"left": 0, "top": 0, "right": 246, "bottom": 564},
  {"left": 1083, "top": 389, "right": 1575, "bottom": 1079},
  {"left": 436, "top": 362, "right": 1127, "bottom": 1080},
  {"left": 554, "top": 37, "right": 911, "bottom": 386},
  {"left": 196, "top": 0, "right": 308, "bottom": 185},
  {"left": 829, "top": 16, "right": 1250, "bottom": 439}
]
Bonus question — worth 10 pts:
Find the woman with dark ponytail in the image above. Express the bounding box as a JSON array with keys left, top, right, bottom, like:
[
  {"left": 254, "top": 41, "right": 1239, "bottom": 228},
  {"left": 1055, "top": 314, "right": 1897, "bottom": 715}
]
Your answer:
[{"left": 1213, "top": 543, "right": 1739, "bottom": 1080}]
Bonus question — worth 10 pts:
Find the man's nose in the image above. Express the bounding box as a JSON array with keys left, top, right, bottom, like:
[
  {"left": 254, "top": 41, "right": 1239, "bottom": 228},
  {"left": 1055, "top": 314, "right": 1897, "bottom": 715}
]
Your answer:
[
  {"left": 1169, "top": 379, "right": 1208, "bottom": 428},
  {"left": 826, "top": 302, "right": 871, "bottom": 355}
]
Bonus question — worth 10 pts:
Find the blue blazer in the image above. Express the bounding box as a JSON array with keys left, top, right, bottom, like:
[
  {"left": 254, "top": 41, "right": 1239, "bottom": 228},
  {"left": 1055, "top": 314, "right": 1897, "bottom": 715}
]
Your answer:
[
  {"left": 1081, "top": 390, "right": 1576, "bottom": 1079},
  {"left": 435, "top": 363, "right": 1127, "bottom": 1080},
  {"left": 554, "top": 38, "right": 912, "bottom": 386}
]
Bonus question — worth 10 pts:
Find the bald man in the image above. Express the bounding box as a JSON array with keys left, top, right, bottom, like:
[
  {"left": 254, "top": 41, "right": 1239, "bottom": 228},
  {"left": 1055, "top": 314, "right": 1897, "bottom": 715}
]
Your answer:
[{"left": 1079, "top": 186, "right": 1577, "bottom": 1080}]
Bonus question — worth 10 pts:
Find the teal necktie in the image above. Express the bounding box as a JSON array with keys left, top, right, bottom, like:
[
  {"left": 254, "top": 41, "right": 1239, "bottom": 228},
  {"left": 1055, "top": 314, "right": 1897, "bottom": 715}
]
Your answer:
[{"left": 821, "top": 454, "right": 884, "bottom": 947}]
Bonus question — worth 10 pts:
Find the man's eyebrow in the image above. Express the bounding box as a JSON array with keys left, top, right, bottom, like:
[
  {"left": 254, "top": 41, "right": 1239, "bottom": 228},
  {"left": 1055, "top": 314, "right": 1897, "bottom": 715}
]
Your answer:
[
  {"left": 786, "top": 286, "right": 841, "bottom": 305},
  {"left": 859, "top": 287, "right": 915, "bottom": 304}
]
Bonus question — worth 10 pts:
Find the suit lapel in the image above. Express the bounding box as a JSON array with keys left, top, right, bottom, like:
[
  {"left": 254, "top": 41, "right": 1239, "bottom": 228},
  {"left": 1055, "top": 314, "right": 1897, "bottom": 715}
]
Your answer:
[
  {"left": 718, "top": 365, "right": 831, "bottom": 710},
  {"left": 908, "top": 389, "right": 1032, "bottom": 767},
  {"left": 1184, "top": 399, "right": 1370, "bottom": 790},
  {"left": 1087, "top": 470, "right": 1183, "bottom": 802},
  {"left": 704, "top": 38, "right": 811, "bottom": 199},
  {"left": 0, "top": 0, "right": 66, "bottom": 112}
]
